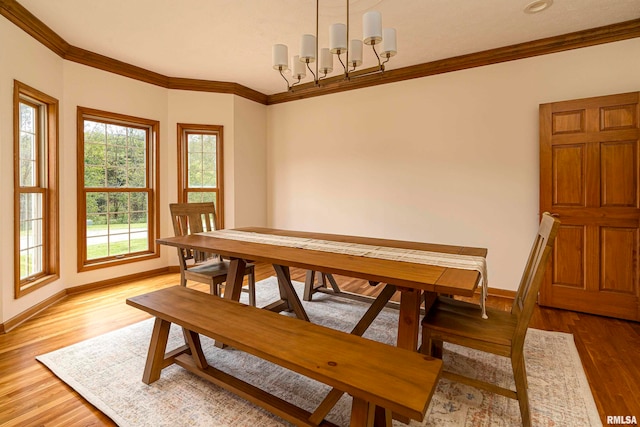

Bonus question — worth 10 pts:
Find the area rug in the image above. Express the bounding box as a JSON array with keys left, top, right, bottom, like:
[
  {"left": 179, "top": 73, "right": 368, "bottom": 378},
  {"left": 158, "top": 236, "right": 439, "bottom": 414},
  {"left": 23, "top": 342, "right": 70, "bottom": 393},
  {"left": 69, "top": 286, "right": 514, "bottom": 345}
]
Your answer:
[{"left": 37, "top": 277, "right": 601, "bottom": 426}]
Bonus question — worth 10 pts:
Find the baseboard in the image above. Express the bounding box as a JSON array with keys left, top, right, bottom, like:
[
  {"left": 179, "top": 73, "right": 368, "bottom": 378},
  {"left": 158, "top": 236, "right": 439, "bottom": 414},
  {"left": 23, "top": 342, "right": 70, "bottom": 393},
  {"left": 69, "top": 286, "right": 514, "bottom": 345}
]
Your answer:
[
  {"left": 167, "top": 265, "right": 180, "bottom": 273},
  {"left": 1, "top": 289, "right": 68, "bottom": 334},
  {"left": 476, "top": 287, "right": 516, "bottom": 300},
  {"left": 1, "top": 267, "right": 175, "bottom": 334},
  {"left": 66, "top": 267, "right": 172, "bottom": 295}
]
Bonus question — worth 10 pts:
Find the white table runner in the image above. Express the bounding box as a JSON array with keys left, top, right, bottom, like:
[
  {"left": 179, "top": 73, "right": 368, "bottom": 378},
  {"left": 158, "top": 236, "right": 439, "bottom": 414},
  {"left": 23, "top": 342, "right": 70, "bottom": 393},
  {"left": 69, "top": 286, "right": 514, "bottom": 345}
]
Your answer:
[{"left": 199, "top": 229, "right": 489, "bottom": 318}]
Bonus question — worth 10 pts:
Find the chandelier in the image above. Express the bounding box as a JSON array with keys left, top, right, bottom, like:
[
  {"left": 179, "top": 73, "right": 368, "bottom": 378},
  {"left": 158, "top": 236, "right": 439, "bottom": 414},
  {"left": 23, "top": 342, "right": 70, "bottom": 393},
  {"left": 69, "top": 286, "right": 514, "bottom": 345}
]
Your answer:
[{"left": 272, "top": 0, "right": 397, "bottom": 91}]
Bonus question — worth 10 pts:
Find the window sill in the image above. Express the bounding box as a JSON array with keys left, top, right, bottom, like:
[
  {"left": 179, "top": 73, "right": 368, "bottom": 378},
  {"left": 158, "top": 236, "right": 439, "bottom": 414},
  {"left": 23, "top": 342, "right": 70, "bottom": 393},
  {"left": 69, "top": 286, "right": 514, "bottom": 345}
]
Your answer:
[
  {"left": 78, "top": 251, "right": 160, "bottom": 272},
  {"left": 16, "top": 273, "right": 60, "bottom": 299}
]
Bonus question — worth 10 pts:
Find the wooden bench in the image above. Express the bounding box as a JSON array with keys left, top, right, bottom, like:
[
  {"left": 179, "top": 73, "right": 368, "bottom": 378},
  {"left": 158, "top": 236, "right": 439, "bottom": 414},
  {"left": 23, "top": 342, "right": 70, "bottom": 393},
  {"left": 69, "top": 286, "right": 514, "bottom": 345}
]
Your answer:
[{"left": 127, "top": 286, "right": 442, "bottom": 427}]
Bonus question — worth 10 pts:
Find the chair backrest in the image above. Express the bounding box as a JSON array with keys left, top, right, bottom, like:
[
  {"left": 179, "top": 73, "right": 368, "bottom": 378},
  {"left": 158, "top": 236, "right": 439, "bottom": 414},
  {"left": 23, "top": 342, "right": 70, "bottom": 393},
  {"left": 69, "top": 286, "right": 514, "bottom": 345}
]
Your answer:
[
  {"left": 511, "top": 212, "right": 561, "bottom": 349},
  {"left": 170, "top": 202, "right": 218, "bottom": 235},
  {"left": 169, "top": 202, "right": 218, "bottom": 263}
]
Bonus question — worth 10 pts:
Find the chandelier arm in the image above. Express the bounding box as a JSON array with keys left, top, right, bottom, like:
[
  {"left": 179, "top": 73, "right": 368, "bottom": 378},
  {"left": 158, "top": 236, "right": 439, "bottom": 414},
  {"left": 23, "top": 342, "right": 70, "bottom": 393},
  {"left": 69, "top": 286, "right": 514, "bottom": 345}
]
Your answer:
[
  {"left": 306, "top": 62, "right": 318, "bottom": 84},
  {"left": 290, "top": 76, "right": 302, "bottom": 90},
  {"left": 278, "top": 67, "right": 292, "bottom": 91},
  {"left": 372, "top": 43, "right": 382, "bottom": 69},
  {"left": 337, "top": 52, "right": 348, "bottom": 78}
]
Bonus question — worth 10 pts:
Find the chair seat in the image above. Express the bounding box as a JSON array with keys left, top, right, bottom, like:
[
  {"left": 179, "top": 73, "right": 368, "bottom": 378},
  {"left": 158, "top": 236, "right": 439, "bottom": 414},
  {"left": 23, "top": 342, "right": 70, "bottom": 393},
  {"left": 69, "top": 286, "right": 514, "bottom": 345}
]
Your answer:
[
  {"left": 424, "top": 296, "right": 518, "bottom": 351},
  {"left": 186, "top": 260, "right": 255, "bottom": 282}
]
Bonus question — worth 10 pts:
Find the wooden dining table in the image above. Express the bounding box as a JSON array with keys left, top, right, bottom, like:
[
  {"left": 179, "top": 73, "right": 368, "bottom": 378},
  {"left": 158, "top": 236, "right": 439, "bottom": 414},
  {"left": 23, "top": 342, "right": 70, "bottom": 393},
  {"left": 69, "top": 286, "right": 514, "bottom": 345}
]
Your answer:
[{"left": 157, "top": 227, "right": 488, "bottom": 352}]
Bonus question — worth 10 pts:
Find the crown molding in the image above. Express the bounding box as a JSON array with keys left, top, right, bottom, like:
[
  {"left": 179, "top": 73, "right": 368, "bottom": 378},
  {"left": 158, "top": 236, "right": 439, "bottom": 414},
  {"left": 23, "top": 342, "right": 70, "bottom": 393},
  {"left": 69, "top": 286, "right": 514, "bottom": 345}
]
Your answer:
[
  {"left": 65, "top": 45, "right": 170, "bottom": 88},
  {"left": 168, "top": 78, "right": 268, "bottom": 104},
  {"left": 2, "top": 0, "right": 638, "bottom": 106},
  {"left": 266, "top": 18, "right": 640, "bottom": 104},
  {"left": 0, "top": 0, "right": 68, "bottom": 56}
]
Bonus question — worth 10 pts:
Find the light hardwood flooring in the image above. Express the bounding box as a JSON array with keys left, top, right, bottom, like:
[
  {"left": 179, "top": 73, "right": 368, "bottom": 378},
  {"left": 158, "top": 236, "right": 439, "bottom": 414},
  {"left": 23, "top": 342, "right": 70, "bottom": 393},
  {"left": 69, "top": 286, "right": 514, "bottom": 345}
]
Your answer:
[{"left": 1, "top": 263, "right": 638, "bottom": 426}]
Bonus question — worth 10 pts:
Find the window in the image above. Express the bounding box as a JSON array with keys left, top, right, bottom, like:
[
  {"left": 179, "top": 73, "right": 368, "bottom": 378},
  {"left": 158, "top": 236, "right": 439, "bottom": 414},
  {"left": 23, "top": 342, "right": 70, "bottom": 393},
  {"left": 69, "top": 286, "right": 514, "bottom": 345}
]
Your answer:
[
  {"left": 13, "top": 80, "right": 59, "bottom": 298},
  {"left": 177, "top": 124, "right": 224, "bottom": 227},
  {"left": 78, "top": 107, "right": 159, "bottom": 270}
]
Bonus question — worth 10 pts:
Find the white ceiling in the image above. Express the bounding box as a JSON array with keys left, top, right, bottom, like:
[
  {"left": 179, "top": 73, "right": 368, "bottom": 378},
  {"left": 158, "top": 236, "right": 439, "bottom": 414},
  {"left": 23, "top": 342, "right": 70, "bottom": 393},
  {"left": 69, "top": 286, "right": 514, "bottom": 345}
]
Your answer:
[{"left": 18, "top": 0, "right": 640, "bottom": 95}]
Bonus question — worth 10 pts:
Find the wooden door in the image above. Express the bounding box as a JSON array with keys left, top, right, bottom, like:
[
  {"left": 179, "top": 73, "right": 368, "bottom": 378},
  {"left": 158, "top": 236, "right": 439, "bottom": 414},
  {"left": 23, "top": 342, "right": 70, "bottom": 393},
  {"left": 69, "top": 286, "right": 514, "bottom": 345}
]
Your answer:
[{"left": 539, "top": 92, "right": 640, "bottom": 321}]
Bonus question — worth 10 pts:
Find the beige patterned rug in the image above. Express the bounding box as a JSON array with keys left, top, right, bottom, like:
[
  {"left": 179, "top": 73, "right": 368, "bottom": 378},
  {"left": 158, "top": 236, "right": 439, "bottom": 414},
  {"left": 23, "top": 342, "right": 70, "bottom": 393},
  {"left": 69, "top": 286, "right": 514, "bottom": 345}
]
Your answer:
[{"left": 37, "top": 277, "right": 601, "bottom": 426}]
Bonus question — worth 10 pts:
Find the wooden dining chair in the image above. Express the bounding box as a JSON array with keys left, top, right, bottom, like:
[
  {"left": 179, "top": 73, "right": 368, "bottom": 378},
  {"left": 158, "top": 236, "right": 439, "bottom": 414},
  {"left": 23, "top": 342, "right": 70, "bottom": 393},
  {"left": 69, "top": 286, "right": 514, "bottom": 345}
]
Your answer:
[
  {"left": 421, "top": 212, "right": 560, "bottom": 427},
  {"left": 169, "top": 202, "right": 256, "bottom": 306},
  {"left": 303, "top": 270, "right": 341, "bottom": 301}
]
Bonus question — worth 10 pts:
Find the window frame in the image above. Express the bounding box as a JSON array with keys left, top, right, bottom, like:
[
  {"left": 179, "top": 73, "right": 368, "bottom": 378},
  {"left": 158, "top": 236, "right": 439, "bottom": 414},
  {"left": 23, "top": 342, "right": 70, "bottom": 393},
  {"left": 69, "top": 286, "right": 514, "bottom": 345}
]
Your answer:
[
  {"left": 177, "top": 123, "right": 224, "bottom": 228},
  {"left": 77, "top": 107, "right": 160, "bottom": 271},
  {"left": 13, "top": 80, "right": 60, "bottom": 298}
]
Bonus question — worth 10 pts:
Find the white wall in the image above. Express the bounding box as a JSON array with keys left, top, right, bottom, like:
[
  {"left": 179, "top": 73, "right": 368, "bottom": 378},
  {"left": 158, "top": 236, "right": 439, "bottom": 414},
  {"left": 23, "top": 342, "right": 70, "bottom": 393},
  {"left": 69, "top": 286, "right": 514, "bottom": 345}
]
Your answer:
[
  {"left": 233, "top": 96, "right": 267, "bottom": 227},
  {"left": 266, "top": 38, "right": 640, "bottom": 292}
]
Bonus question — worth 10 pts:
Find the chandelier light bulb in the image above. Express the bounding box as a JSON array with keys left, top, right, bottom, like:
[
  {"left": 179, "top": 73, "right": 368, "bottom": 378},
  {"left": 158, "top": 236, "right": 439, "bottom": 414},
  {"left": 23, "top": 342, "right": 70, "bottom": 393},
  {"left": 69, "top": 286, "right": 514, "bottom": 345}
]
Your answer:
[
  {"left": 320, "top": 48, "right": 333, "bottom": 73},
  {"left": 349, "top": 39, "right": 363, "bottom": 67},
  {"left": 381, "top": 28, "right": 397, "bottom": 57},
  {"left": 363, "top": 11, "right": 382, "bottom": 45},
  {"left": 300, "top": 34, "right": 316, "bottom": 62},
  {"left": 291, "top": 55, "right": 306, "bottom": 79},
  {"left": 329, "top": 23, "right": 347, "bottom": 53},
  {"left": 272, "top": 44, "right": 289, "bottom": 70}
]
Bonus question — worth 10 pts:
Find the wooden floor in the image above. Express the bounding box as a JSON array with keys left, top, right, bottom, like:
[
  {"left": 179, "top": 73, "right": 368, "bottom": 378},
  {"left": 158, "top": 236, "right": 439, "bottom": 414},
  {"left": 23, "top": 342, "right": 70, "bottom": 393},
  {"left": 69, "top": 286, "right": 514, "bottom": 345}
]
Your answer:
[{"left": 1, "top": 263, "right": 638, "bottom": 426}]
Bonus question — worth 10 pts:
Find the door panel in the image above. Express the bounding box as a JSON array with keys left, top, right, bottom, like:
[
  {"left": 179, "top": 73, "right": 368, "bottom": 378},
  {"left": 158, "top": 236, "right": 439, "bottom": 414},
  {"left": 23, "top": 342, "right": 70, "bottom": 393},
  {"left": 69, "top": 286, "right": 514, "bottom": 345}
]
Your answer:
[
  {"left": 600, "top": 141, "right": 637, "bottom": 207},
  {"left": 600, "top": 104, "right": 637, "bottom": 130},
  {"left": 552, "top": 110, "right": 585, "bottom": 134},
  {"left": 552, "top": 145, "right": 585, "bottom": 206},
  {"left": 540, "top": 92, "right": 640, "bottom": 321},
  {"left": 600, "top": 227, "right": 637, "bottom": 294},
  {"left": 552, "top": 225, "right": 585, "bottom": 288}
]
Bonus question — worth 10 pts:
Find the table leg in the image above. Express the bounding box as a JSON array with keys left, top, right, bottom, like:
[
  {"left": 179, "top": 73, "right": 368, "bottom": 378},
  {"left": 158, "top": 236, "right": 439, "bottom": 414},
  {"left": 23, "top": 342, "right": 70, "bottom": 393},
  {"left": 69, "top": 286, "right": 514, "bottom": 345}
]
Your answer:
[
  {"left": 303, "top": 270, "right": 316, "bottom": 301},
  {"left": 325, "top": 273, "right": 341, "bottom": 293},
  {"left": 216, "top": 258, "right": 247, "bottom": 348},
  {"left": 273, "top": 264, "right": 309, "bottom": 322},
  {"left": 397, "top": 287, "right": 422, "bottom": 351},
  {"left": 224, "top": 258, "right": 247, "bottom": 302}
]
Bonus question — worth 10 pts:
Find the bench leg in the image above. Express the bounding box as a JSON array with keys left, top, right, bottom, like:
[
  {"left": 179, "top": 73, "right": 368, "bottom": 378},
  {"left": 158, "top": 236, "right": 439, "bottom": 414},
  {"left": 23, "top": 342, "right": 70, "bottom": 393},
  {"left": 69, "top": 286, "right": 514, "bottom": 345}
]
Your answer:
[
  {"left": 350, "top": 399, "right": 391, "bottom": 427},
  {"left": 143, "top": 318, "right": 171, "bottom": 384},
  {"left": 184, "top": 329, "right": 209, "bottom": 370}
]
